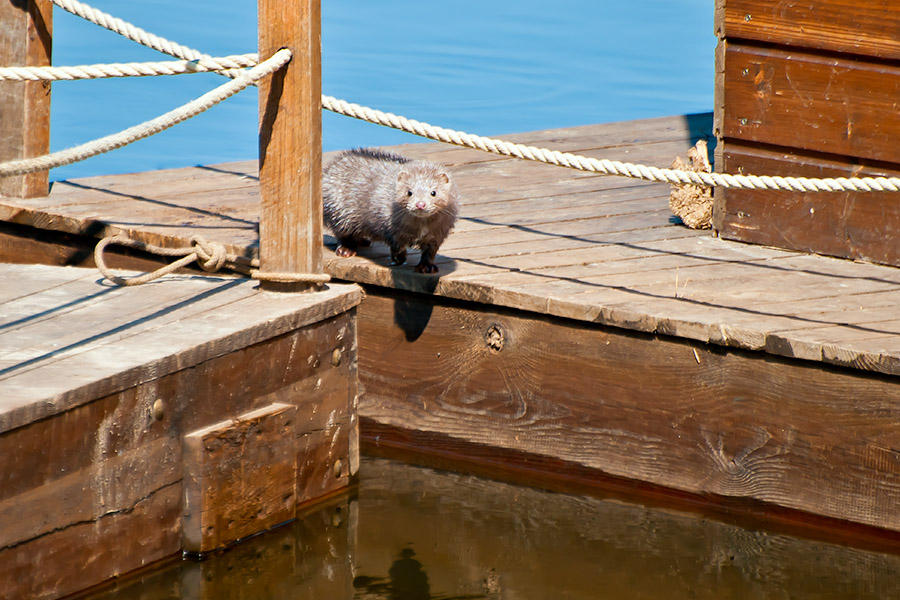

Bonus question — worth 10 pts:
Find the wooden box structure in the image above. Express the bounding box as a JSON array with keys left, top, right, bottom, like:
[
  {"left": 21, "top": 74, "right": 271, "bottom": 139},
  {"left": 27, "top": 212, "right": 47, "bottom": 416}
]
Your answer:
[{"left": 713, "top": 0, "right": 900, "bottom": 266}]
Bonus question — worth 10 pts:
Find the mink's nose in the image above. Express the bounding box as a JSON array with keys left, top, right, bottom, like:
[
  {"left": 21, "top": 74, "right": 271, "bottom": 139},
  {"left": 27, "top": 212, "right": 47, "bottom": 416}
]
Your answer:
[{"left": 415, "top": 200, "right": 426, "bottom": 210}]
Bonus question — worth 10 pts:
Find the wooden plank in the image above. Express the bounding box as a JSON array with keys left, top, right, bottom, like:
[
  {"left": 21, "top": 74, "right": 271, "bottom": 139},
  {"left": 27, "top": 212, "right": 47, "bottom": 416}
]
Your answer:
[
  {"left": 0, "top": 479, "right": 182, "bottom": 600},
  {"left": 0, "top": 263, "right": 362, "bottom": 433},
  {"left": 183, "top": 403, "right": 298, "bottom": 553},
  {"left": 0, "top": 309, "right": 358, "bottom": 599},
  {"left": 357, "top": 290, "right": 900, "bottom": 532},
  {"left": 713, "top": 140, "right": 900, "bottom": 266},
  {"left": 717, "top": 42, "right": 900, "bottom": 164},
  {"left": 257, "top": 0, "right": 323, "bottom": 288},
  {"left": 718, "top": 0, "right": 900, "bottom": 60},
  {"left": 0, "top": 0, "right": 51, "bottom": 199}
]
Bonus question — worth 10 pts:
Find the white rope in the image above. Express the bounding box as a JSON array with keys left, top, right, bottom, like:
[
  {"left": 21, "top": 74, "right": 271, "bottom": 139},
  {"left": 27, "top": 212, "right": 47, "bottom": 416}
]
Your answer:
[
  {"left": 0, "top": 49, "right": 291, "bottom": 178},
  {"left": 0, "top": 54, "right": 258, "bottom": 81},
  {"left": 322, "top": 97, "right": 900, "bottom": 193},
  {"left": 51, "top": 0, "right": 246, "bottom": 80},
  {"left": 41, "top": 0, "right": 900, "bottom": 192}
]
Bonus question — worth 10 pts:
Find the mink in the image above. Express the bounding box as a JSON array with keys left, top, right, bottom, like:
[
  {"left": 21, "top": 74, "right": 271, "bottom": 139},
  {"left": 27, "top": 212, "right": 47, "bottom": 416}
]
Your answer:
[{"left": 322, "top": 148, "right": 460, "bottom": 273}]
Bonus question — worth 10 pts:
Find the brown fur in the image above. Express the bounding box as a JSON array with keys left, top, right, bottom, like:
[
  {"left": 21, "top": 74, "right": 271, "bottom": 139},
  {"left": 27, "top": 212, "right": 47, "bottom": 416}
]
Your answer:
[{"left": 322, "top": 148, "right": 460, "bottom": 273}]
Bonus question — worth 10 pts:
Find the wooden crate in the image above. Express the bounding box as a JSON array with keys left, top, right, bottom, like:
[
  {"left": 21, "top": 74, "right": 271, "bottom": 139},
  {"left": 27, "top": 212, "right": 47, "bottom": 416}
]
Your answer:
[{"left": 713, "top": 0, "right": 900, "bottom": 266}]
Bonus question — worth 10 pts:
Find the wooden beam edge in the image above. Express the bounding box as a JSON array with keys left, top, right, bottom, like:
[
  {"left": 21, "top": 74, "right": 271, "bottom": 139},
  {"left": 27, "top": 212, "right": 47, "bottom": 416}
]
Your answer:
[{"left": 0, "top": 284, "right": 363, "bottom": 435}]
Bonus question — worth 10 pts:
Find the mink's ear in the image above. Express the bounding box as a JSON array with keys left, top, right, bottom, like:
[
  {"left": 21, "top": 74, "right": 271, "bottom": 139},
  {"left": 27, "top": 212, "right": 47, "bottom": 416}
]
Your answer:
[
  {"left": 397, "top": 170, "right": 410, "bottom": 185},
  {"left": 437, "top": 171, "right": 451, "bottom": 186}
]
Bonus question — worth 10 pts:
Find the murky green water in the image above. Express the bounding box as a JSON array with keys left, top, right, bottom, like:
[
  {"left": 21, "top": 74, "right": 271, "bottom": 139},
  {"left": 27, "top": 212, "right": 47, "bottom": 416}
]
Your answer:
[{"left": 83, "top": 457, "right": 899, "bottom": 600}]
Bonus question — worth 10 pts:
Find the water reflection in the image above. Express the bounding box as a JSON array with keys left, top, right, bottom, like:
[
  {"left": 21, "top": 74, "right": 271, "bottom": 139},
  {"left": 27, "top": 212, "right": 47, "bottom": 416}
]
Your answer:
[
  {"left": 353, "top": 547, "right": 487, "bottom": 600},
  {"left": 81, "top": 457, "right": 900, "bottom": 600}
]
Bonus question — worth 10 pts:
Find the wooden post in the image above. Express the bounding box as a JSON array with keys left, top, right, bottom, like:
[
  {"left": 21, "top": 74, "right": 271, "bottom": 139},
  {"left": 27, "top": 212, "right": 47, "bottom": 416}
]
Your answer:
[
  {"left": 257, "top": 0, "right": 323, "bottom": 290},
  {"left": 0, "top": 0, "right": 52, "bottom": 199}
]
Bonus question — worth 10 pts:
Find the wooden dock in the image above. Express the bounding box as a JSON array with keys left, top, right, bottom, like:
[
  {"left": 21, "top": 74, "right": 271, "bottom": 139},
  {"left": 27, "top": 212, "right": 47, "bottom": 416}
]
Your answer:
[
  {"left": 1, "top": 113, "right": 898, "bottom": 541},
  {"left": 0, "top": 263, "right": 362, "bottom": 599}
]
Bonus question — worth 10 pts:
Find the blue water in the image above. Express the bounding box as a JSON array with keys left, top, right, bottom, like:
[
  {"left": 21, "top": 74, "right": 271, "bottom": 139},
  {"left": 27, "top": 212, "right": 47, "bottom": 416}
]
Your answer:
[{"left": 49, "top": 0, "right": 714, "bottom": 181}]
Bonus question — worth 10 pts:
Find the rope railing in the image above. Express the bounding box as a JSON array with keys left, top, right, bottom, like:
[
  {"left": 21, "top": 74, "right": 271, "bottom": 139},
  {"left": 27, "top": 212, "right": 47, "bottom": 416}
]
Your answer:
[
  {"left": 0, "top": 53, "right": 259, "bottom": 81},
  {"left": 41, "top": 0, "right": 900, "bottom": 194},
  {"left": 0, "top": 48, "right": 289, "bottom": 178}
]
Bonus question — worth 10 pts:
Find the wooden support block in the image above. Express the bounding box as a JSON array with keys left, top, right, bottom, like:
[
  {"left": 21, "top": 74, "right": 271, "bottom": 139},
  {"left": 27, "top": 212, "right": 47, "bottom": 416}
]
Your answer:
[
  {"left": 713, "top": 141, "right": 900, "bottom": 266},
  {"left": 716, "top": 42, "right": 900, "bottom": 164},
  {"left": 183, "top": 403, "right": 298, "bottom": 554},
  {"left": 0, "top": 0, "right": 52, "bottom": 198},
  {"left": 717, "top": 0, "right": 900, "bottom": 60}
]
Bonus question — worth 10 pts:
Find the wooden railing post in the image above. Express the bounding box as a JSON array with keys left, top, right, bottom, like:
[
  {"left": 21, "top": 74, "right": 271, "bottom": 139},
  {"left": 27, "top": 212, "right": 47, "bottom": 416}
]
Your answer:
[
  {"left": 257, "top": 0, "right": 323, "bottom": 291},
  {"left": 0, "top": 0, "right": 52, "bottom": 199}
]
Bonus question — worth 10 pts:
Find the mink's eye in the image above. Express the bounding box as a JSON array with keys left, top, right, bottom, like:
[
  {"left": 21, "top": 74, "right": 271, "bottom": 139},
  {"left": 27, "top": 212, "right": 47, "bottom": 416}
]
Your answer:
[
  {"left": 430, "top": 190, "right": 436, "bottom": 196},
  {"left": 407, "top": 190, "right": 413, "bottom": 197}
]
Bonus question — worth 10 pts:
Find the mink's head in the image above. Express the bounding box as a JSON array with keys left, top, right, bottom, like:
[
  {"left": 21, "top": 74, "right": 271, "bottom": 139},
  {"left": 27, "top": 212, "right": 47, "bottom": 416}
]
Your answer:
[{"left": 395, "top": 162, "right": 457, "bottom": 219}]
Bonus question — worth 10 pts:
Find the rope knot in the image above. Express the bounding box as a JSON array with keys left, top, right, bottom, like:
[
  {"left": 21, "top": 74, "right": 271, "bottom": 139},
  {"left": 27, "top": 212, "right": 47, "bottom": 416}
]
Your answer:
[{"left": 190, "top": 236, "right": 228, "bottom": 272}]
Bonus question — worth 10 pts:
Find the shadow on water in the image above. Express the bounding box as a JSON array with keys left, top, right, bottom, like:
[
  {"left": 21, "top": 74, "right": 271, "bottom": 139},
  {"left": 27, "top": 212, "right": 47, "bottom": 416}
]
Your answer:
[
  {"left": 353, "top": 547, "right": 486, "bottom": 600},
  {"left": 79, "top": 457, "right": 900, "bottom": 600}
]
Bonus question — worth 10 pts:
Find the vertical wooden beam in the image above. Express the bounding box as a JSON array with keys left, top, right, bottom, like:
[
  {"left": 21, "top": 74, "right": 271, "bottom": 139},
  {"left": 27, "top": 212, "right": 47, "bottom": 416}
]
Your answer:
[
  {"left": 0, "top": 0, "right": 52, "bottom": 199},
  {"left": 258, "top": 0, "right": 323, "bottom": 290}
]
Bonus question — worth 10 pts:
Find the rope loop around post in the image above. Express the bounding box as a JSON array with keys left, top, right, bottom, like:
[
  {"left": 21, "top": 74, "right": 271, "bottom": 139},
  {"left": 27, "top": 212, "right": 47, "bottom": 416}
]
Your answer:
[{"left": 94, "top": 234, "right": 330, "bottom": 287}]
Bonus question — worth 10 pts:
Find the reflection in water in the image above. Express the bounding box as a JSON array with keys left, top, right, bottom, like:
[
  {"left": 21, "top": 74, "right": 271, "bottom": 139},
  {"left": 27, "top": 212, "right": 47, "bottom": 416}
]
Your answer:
[
  {"left": 354, "top": 547, "right": 487, "bottom": 600},
  {"left": 81, "top": 457, "right": 900, "bottom": 600}
]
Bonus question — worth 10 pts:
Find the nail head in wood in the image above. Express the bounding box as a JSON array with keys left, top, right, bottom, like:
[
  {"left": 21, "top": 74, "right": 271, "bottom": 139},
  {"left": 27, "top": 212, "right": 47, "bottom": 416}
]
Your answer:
[{"left": 152, "top": 398, "right": 165, "bottom": 421}]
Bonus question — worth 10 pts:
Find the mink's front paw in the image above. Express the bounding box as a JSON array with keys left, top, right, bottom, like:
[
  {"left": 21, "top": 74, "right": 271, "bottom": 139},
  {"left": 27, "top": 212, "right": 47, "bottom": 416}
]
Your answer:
[
  {"left": 415, "top": 262, "right": 439, "bottom": 274},
  {"left": 335, "top": 245, "right": 357, "bottom": 257},
  {"left": 389, "top": 249, "right": 407, "bottom": 266}
]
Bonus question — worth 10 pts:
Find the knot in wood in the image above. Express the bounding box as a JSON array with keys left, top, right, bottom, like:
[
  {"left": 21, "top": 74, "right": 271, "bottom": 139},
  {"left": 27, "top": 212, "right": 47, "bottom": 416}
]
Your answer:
[{"left": 484, "top": 324, "right": 504, "bottom": 352}]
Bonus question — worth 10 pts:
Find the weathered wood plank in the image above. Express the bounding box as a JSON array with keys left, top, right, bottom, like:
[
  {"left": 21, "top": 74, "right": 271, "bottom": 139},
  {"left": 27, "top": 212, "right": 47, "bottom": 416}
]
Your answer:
[
  {"left": 357, "top": 290, "right": 900, "bottom": 532},
  {"left": 0, "top": 298, "right": 359, "bottom": 599},
  {"left": 0, "top": 264, "right": 362, "bottom": 433},
  {"left": 718, "top": 42, "right": 900, "bottom": 164},
  {"left": 257, "top": 0, "right": 323, "bottom": 288},
  {"left": 0, "top": 0, "right": 51, "bottom": 198},
  {"left": 713, "top": 140, "right": 900, "bottom": 266},
  {"left": 718, "top": 0, "right": 900, "bottom": 60},
  {"left": 183, "top": 403, "right": 298, "bottom": 553}
]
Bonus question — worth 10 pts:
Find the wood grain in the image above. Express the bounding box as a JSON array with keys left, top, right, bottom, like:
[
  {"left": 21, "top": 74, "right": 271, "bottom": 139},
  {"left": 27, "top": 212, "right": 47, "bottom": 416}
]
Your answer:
[
  {"left": 182, "top": 403, "right": 298, "bottom": 553},
  {"left": 357, "top": 290, "right": 900, "bottom": 532},
  {"left": 714, "top": 140, "right": 900, "bottom": 266},
  {"left": 717, "top": 42, "right": 900, "bottom": 164},
  {"left": 257, "top": 0, "right": 323, "bottom": 288},
  {"left": 0, "top": 263, "right": 361, "bottom": 432},
  {"left": 0, "top": 0, "right": 51, "bottom": 198},
  {"left": 0, "top": 303, "right": 359, "bottom": 599},
  {"left": 718, "top": 0, "right": 900, "bottom": 60}
]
